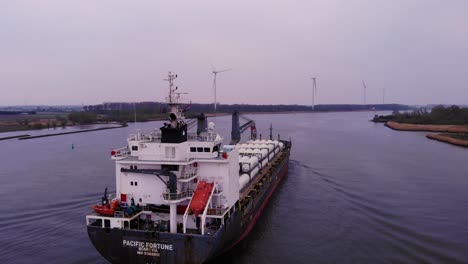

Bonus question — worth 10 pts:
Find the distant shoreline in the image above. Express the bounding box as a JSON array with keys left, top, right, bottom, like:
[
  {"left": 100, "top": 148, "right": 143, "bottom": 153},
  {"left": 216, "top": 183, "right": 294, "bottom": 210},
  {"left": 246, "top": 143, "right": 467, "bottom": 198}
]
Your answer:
[
  {"left": 18, "top": 124, "right": 128, "bottom": 140},
  {"left": 0, "top": 124, "right": 127, "bottom": 141}
]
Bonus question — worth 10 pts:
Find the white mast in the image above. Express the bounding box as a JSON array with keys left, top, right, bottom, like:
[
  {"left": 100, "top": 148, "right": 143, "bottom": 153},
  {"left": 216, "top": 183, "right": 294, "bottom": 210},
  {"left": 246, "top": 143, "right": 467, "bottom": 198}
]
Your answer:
[{"left": 164, "top": 71, "right": 186, "bottom": 121}]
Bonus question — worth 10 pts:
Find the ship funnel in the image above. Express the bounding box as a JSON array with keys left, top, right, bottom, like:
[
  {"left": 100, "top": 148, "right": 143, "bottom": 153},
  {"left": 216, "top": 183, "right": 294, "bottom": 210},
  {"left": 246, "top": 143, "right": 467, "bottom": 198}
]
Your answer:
[
  {"left": 231, "top": 111, "right": 240, "bottom": 144},
  {"left": 169, "top": 113, "right": 177, "bottom": 128},
  {"left": 197, "top": 113, "right": 207, "bottom": 135}
]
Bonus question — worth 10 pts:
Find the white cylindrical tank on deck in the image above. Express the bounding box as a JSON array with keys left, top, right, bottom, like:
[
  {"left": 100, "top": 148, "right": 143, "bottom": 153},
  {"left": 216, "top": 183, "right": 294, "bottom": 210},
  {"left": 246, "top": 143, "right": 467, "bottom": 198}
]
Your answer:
[
  {"left": 241, "top": 163, "right": 250, "bottom": 173},
  {"left": 248, "top": 156, "right": 259, "bottom": 166},
  {"left": 239, "top": 156, "right": 249, "bottom": 163},
  {"left": 251, "top": 149, "right": 267, "bottom": 166},
  {"left": 239, "top": 148, "right": 251, "bottom": 155},
  {"left": 239, "top": 174, "right": 250, "bottom": 190},
  {"left": 269, "top": 152, "right": 274, "bottom": 160},
  {"left": 279, "top": 142, "right": 284, "bottom": 150},
  {"left": 250, "top": 167, "right": 259, "bottom": 179},
  {"left": 250, "top": 144, "right": 267, "bottom": 150},
  {"left": 241, "top": 156, "right": 259, "bottom": 173},
  {"left": 244, "top": 149, "right": 255, "bottom": 155},
  {"left": 251, "top": 149, "right": 263, "bottom": 157},
  {"left": 262, "top": 144, "right": 273, "bottom": 153},
  {"left": 260, "top": 149, "right": 269, "bottom": 166}
]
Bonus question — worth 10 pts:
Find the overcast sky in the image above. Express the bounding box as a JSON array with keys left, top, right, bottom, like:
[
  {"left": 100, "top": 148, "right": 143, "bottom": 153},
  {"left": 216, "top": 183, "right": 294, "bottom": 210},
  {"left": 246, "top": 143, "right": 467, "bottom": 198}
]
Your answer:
[{"left": 1, "top": 0, "right": 467, "bottom": 106}]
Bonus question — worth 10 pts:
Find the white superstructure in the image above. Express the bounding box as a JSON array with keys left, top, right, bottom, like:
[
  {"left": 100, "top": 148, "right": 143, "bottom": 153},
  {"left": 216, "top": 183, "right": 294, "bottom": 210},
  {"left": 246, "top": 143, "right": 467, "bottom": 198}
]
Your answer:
[{"left": 86, "top": 72, "right": 284, "bottom": 237}]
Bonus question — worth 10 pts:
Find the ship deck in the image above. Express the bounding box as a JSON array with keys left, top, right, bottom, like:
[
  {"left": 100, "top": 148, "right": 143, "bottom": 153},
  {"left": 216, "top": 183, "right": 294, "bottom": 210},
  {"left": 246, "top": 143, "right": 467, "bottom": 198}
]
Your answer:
[{"left": 240, "top": 143, "right": 290, "bottom": 199}]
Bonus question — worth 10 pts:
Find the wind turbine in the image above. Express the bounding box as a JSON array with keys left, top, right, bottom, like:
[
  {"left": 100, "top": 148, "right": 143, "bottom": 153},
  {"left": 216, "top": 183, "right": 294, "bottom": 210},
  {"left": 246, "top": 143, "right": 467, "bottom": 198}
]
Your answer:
[
  {"left": 382, "top": 88, "right": 386, "bottom": 104},
  {"left": 311, "top": 77, "right": 317, "bottom": 110},
  {"left": 362, "top": 80, "right": 367, "bottom": 105},
  {"left": 211, "top": 64, "right": 231, "bottom": 114}
]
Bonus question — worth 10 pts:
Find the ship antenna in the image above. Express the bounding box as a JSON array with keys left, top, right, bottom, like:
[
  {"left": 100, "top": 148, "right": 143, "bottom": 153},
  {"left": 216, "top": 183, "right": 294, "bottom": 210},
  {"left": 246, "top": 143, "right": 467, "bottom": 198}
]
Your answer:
[
  {"left": 164, "top": 71, "right": 178, "bottom": 104},
  {"left": 269, "top": 123, "right": 273, "bottom": 140},
  {"left": 133, "top": 102, "right": 137, "bottom": 130},
  {"left": 211, "top": 64, "right": 231, "bottom": 116}
]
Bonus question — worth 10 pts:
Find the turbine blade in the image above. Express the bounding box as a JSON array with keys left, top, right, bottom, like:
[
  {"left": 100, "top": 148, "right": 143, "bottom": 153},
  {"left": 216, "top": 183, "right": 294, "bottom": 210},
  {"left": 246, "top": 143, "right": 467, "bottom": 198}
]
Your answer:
[{"left": 218, "top": 68, "right": 232, "bottom": 73}]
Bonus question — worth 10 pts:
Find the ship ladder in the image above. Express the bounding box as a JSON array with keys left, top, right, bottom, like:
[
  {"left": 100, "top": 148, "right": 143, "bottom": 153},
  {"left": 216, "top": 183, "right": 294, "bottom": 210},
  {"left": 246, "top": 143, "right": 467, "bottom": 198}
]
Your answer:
[{"left": 200, "top": 183, "right": 217, "bottom": 235}]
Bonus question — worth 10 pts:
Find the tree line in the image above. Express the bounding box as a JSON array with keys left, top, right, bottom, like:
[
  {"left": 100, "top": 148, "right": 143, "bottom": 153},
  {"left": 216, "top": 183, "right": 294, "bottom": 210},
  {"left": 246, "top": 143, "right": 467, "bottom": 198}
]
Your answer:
[
  {"left": 68, "top": 102, "right": 412, "bottom": 124},
  {"left": 392, "top": 105, "right": 468, "bottom": 125}
]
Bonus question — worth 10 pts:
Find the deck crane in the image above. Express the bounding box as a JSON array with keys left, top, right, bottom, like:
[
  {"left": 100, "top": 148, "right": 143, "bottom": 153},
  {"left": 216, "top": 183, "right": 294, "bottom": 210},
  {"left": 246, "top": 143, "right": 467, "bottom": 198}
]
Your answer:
[{"left": 230, "top": 111, "right": 256, "bottom": 144}]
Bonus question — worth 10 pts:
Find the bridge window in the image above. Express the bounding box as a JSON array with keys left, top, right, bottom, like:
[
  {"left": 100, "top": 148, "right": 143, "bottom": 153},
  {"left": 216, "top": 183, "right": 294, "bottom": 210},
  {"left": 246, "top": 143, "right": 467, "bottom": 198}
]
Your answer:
[
  {"left": 132, "top": 146, "right": 138, "bottom": 151},
  {"left": 213, "top": 145, "right": 220, "bottom": 152},
  {"left": 135, "top": 181, "right": 138, "bottom": 186},
  {"left": 197, "top": 147, "right": 203, "bottom": 152},
  {"left": 130, "top": 181, "right": 133, "bottom": 186},
  {"left": 190, "top": 147, "right": 196, "bottom": 152},
  {"left": 204, "top": 147, "right": 210, "bottom": 152}
]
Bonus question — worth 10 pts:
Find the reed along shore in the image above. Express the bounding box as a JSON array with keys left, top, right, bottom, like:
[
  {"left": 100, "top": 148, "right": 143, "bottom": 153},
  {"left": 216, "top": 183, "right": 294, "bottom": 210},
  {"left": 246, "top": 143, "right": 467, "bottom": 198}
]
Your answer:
[
  {"left": 426, "top": 134, "right": 468, "bottom": 148},
  {"left": 385, "top": 121, "right": 468, "bottom": 133}
]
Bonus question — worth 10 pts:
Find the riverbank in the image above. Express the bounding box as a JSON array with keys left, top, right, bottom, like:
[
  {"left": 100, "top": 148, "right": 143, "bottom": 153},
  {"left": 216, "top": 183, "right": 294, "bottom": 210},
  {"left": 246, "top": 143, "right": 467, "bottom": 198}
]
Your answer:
[
  {"left": 385, "top": 121, "right": 468, "bottom": 133},
  {"left": 383, "top": 121, "right": 468, "bottom": 148},
  {"left": 0, "top": 134, "right": 30, "bottom": 141},
  {"left": 426, "top": 134, "right": 468, "bottom": 148},
  {"left": 17, "top": 124, "right": 128, "bottom": 140}
]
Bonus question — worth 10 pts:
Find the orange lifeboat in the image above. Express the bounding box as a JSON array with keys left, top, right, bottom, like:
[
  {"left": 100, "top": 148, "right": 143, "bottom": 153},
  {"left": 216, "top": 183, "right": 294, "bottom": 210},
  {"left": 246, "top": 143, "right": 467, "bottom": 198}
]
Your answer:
[
  {"left": 92, "top": 200, "right": 119, "bottom": 216},
  {"left": 189, "top": 181, "right": 214, "bottom": 216}
]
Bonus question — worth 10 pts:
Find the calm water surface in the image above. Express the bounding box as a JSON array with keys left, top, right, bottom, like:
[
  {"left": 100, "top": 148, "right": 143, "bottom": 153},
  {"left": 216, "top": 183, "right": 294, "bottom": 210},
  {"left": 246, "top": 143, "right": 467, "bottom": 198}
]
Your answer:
[{"left": 1, "top": 112, "right": 467, "bottom": 264}]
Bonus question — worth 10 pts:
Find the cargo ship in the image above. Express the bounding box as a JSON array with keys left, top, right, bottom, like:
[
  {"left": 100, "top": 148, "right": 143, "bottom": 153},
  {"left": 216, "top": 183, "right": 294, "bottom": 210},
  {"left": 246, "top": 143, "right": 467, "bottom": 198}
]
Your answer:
[{"left": 86, "top": 72, "right": 291, "bottom": 263}]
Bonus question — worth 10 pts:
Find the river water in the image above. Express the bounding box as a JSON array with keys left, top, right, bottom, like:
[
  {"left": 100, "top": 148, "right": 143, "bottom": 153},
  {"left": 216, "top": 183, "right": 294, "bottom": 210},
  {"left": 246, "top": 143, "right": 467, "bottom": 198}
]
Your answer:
[{"left": 1, "top": 112, "right": 467, "bottom": 264}]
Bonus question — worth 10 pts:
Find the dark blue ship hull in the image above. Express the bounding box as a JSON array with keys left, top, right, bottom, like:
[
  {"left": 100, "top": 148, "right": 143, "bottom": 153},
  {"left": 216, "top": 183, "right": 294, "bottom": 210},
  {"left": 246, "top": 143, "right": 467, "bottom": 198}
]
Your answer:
[{"left": 88, "top": 147, "right": 290, "bottom": 264}]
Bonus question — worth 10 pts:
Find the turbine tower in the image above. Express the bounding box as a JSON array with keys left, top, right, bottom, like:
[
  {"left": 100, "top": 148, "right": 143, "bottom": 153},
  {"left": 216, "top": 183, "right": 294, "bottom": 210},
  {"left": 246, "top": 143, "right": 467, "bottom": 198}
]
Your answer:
[
  {"left": 211, "top": 64, "right": 231, "bottom": 114},
  {"left": 382, "top": 88, "right": 386, "bottom": 104},
  {"left": 362, "top": 80, "right": 367, "bottom": 105},
  {"left": 311, "top": 77, "right": 317, "bottom": 110}
]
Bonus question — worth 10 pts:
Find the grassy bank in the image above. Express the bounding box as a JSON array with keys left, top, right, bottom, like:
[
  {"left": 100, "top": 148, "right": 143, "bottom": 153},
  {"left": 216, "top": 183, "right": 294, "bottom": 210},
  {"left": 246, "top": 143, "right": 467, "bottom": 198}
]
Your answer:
[
  {"left": 426, "top": 134, "right": 468, "bottom": 147},
  {"left": 385, "top": 121, "right": 468, "bottom": 133}
]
